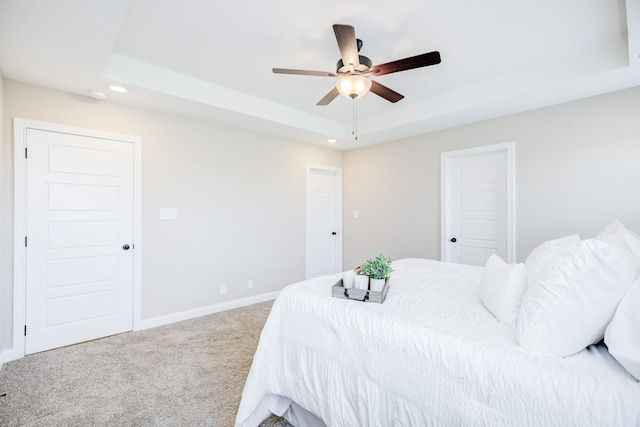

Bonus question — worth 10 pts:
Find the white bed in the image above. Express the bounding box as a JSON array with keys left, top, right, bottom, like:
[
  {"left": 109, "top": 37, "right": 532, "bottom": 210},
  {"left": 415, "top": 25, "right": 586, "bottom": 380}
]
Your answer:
[{"left": 236, "top": 257, "right": 640, "bottom": 427}]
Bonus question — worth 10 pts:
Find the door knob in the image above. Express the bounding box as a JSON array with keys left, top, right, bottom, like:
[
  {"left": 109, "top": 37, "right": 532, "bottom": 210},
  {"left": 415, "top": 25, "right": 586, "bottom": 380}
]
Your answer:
[
  {"left": 450, "top": 238, "right": 457, "bottom": 243},
  {"left": 332, "top": 232, "right": 337, "bottom": 235},
  {"left": 122, "top": 244, "right": 130, "bottom": 250}
]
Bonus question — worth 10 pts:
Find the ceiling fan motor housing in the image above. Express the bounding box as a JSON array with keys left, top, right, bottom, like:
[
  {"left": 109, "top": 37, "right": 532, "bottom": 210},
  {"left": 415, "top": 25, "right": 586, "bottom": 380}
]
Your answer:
[{"left": 336, "top": 55, "right": 372, "bottom": 74}]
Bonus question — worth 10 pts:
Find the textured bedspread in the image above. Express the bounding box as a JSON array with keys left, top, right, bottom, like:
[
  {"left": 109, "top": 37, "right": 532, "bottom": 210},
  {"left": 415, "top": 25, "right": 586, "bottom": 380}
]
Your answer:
[{"left": 236, "top": 259, "right": 640, "bottom": 426}]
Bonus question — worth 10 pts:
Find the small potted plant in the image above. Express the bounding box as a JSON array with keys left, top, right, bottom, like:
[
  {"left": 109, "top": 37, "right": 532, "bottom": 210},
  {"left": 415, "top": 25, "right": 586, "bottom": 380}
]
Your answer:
[{"left": 361, "top": 253, "right": 393, "bottom": 292}]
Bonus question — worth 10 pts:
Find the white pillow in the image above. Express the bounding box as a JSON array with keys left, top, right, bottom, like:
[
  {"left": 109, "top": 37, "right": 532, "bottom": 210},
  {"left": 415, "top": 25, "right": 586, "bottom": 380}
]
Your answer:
[
  {"left": 605, "top": 277, "right": 640, "bottom": 380},
  {"left": 517, "top": 239, "right": 639, "bottom": 357},
  {"left": 524, "top": 234, "right": 580, "bottom": 278},
  {"left": 596, "top": 219, "right": 640, "bottom": 266},
  {"left": 480, "top": 254, "right": 528, "bottom": 327}
]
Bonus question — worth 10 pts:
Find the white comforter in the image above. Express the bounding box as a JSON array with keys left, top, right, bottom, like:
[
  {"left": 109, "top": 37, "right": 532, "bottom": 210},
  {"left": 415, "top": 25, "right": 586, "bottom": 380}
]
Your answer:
[{"left": 236, "top": 259, "right": 640, "bottom": 426}]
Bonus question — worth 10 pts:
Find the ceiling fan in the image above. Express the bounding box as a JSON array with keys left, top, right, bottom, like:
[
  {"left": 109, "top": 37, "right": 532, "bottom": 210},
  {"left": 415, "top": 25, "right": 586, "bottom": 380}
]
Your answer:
[{"left": 273, "top": 24, "right": 441, "bottom": 106}]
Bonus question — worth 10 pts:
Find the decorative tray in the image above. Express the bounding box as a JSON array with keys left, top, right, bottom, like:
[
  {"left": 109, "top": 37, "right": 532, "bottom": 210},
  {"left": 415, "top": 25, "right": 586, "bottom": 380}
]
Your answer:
[{"left": 331, "top": 277, "right": 390, "bottom": 304}]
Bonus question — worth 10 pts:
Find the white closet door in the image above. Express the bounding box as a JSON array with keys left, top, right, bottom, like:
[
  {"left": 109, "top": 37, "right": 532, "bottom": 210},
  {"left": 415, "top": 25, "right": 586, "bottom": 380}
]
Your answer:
[
  {"left": 442, "top": 143, "right": 515, "bottom": 266},
  {"left": 306, "top": 166, "right": 342, "bottom": 279},
  {"left": 25, "top": 128, "right": 134, "bottom": 354}
]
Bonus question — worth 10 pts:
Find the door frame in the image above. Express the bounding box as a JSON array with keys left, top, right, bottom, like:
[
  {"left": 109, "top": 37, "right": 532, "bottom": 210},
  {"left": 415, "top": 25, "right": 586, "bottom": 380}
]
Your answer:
[
  {"left": 12, "top": 118, "right": 142, "bottom": 360},
  {"left": 440, "top": 141, "right": 516, "bottom": 263},
  {"left": 305, "top": 163, "right": 343, "bottom": 279}
]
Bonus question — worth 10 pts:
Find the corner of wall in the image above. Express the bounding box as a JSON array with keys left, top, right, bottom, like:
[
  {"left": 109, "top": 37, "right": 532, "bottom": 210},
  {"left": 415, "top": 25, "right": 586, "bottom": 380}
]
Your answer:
[
  {"left": 0, "top": 73, "right": 4, "bottom": 368},
  {"left": 0, "top": 73, "right": 4, "bottom": 369}
]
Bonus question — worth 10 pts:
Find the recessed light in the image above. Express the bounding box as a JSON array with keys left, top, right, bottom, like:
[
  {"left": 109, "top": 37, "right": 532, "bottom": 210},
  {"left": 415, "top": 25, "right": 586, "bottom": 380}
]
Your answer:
[
  {"left": 109, "top": 85, "right": 127, "bottom": 93},
  {"left": 328, "top": 139, "right": 337, "bottom": 143}
]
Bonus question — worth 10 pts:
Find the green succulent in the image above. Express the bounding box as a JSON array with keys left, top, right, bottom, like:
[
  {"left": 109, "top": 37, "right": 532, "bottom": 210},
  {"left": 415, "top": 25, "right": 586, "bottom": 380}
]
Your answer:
[{"left": 361, "top": 253, "right": 393, "bottom": 280}]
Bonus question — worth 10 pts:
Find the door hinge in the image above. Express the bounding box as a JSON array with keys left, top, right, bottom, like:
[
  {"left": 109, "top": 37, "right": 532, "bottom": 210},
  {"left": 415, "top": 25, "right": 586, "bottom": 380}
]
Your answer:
[
  {"left": 25, "top": 147, "right": 27, "bottom": 158},
  {"left": 24, "top": 325, "right": 27, "bottom": 336},
  {"left": 25, "top": 236, "right": 27, "bottom": 247}
]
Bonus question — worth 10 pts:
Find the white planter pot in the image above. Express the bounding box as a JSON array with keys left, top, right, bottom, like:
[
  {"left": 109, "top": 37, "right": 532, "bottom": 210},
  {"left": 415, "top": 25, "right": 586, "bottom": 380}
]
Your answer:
[
  {"left": 342, "top": 270, "right": 356, "bottom": 289},
  {"left": 370, "top": 278, "right": 386, "bottom": 292},
  {"left": 354, "top": 275, "right": 369, "bottom": 291}
]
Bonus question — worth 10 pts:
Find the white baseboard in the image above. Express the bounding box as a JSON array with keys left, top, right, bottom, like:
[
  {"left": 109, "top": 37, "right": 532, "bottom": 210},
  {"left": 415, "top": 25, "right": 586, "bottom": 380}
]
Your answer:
[
  {"left": 1, "top": 348, "right": 14, "bottom": 365},
  {"left": 137, "top": 290, "right": 280, "bottom": 331},
  {"left": 0, "top": 292, "right": 279, "bottom": 363}
]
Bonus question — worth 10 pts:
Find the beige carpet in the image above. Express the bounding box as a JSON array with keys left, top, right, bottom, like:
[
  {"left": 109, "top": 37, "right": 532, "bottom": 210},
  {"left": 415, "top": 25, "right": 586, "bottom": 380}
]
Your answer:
[{"left": 0, "top": 301, "right": 293, "bottom": 426}]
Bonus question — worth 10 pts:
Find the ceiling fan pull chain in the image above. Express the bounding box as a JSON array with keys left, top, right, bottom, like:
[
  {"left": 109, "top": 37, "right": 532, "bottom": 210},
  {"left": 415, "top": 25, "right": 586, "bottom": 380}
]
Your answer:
[{"left": 353, "top": 98, "right": 358, "bottom": 141}]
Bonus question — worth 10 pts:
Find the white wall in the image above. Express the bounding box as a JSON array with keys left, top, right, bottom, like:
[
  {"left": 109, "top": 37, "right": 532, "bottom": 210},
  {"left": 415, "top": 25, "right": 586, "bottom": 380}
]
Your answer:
[
  {"left": 1, "top": 80, "right": 342, "bottom": 352},
  {"left": 0, "top": 73, "right": 4, "bottom": 365},
  {"left": 343, "top": 86, "right": 640, "bottom": 268},
  {"left": 3, "top": 79, "right": 639, "bottom": 355}
]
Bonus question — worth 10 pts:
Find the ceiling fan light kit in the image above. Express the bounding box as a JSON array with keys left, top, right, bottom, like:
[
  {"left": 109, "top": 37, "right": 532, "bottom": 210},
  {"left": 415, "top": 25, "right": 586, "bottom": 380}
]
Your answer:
[{"left": 336, "top": 74, "right": 372, "bottom": 99}]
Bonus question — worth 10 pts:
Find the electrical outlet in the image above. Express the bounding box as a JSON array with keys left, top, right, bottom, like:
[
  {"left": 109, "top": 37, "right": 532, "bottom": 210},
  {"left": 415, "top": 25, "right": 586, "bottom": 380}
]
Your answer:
[
  {"left": 219, "top": 283, "right": 227, "bottom": 295},
  {"left": 248, "top": 279, "right": 254, "bottom": 289},
  {"left": 160, "top": 208, "right": 178, "bottom": 220}
]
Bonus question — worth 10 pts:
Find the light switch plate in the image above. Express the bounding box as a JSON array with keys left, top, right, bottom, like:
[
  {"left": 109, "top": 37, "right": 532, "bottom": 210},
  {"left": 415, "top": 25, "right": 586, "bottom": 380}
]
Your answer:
[{"left": 160, "top": 208, "right": 178, "bottom": 220}]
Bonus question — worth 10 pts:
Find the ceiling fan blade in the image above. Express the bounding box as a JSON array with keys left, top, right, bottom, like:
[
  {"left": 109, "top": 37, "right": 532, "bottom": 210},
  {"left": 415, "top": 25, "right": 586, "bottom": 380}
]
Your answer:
[
  {"left": 371, "top": 51, "right": 441, "bottom": 76},
  {"left": 333, "top": 24, "right": 360, "bottom": 69},
  {"left": 273, "top": 68, "right": 337, "bottom": 77},
  {"left": 370, "top": 80, "right": 404, "bottom": 103},
  {"left": 316, "top": 87, "right": 340, "bottom": 106}
]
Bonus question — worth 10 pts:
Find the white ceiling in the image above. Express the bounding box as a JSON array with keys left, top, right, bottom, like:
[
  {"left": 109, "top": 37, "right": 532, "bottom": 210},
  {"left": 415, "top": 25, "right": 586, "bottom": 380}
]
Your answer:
[{"left": 1, "top": 0, "right": 639, "bottom": 150}]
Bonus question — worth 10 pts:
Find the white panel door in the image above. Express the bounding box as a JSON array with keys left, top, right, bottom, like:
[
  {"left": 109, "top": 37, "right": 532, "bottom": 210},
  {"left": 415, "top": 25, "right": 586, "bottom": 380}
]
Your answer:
[
  {"left": 442, "top": 144, "right": 514, "bottom": 266},
  {"left": 25, "top": 128, "right": 134, "bottom": 354},
  {"left": 306, "top": 166, "right": 342, "bottom": 279}
]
